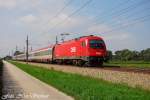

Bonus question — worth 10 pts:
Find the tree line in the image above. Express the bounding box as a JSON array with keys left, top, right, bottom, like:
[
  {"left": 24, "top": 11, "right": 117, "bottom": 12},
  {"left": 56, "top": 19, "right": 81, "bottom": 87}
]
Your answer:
[
  {"left": 107, "top": 48, "right": 150, "bottom": 61},
  {"left": 0, "top": 59, "right": 3, "bottom": 66}
]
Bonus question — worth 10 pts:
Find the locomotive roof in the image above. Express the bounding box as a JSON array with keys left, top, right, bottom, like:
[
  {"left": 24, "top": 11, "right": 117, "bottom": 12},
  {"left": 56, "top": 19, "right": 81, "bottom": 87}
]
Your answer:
[
  {"left": 76, "top": 35, "right": 102, "bottom": 40},
  {"left": 58, "top": 35, "right": 103, "bottom": 44}
]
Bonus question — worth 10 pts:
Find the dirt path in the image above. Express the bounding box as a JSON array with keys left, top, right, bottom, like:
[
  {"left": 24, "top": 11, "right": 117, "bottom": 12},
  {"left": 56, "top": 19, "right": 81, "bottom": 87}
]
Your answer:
[
  {"left": 23, "top": 62, "right": 150, "bottom": 91},
  {"left": 2, "top": 61, "right": 73, "bottom": 100}
]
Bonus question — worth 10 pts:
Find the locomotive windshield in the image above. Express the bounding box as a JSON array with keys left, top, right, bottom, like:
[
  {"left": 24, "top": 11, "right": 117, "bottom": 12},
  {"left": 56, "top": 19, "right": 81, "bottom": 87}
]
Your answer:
[{"left": 89, "top": 40, "right": 105, "bottom": 49}]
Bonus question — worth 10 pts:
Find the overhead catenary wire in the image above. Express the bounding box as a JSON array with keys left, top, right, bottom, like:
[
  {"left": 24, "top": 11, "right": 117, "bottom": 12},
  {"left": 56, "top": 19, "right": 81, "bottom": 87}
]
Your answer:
[
  {"left": 102, "top": 6, "right": 150, "bottom": 29},
  {"left": 82, "top": 0, "right": 150, "bottom": 35},
  {"left": 42, "top": 0, "right": 130, "bottom": 36},
  {"left": 91, "top": 2, "right": 150, "bottom": 32},
  {"left": 34, "top": 0, "right": 93, "bottom": 43},
  {"left": 55, "top": 0, "right": 133, "bottom": 37},
  {"left": 102, "top": 14, "right": 150, "bottom": 34},
  {"left": 32, "top": 0, "right": 150, "bottom": 48},
  {"left": 92, "top": 0, "right": 131, "bottom": 21},
  {"left": 47, "top": 0, "right": 93, "bottom": 32},
  {"left": 52, "top": 0, "right": 73, "bottom": 18},
  {"left": 92, "top": 0, "right": 150, "bottom": 26},
  {"left": 38, "top": 0, "right": 73, "bottom": 34},
  {"left": 39, "top": 0, "right": 130, "bottom": 36}
]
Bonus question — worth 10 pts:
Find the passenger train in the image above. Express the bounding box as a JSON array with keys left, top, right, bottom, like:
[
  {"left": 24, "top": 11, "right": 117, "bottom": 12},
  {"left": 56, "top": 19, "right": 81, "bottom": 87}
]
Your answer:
[{"left": 13, "top": 35, "right": 107, "bottom": 66}]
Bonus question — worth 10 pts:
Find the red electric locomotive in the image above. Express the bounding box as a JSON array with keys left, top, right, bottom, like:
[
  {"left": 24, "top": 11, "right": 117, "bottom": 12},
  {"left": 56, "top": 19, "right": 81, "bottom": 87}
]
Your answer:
[{"left": 53, "top": 35, "right": 107, "bottom": 66}]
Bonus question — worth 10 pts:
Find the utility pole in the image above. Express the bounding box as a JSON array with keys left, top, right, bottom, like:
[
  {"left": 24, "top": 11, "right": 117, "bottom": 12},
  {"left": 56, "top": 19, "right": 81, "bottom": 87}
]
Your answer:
[
  {"left": 26, "top": 35, "right": 29, "bottom": 63},
  {"left": 30, "top": 46, "right": 32, "bottom": 51},
  {"left": 56, "top": 36, "right": 58, "bottom": 44},
  {"left": 23, "top": 46, "right": 25, "bottom": 53},
  {"left": 16, "top": 45, "right": 18, "bottom": 51},
  {"left": 16, "top": 45, "right": 18, "bottom": 59}
]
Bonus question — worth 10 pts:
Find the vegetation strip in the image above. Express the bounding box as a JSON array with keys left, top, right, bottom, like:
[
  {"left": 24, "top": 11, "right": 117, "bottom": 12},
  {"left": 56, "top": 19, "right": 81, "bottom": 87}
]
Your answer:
[
  {"left": 10, "top": 61, "right": 150, "bottom": 100},
  {"left": 104, "top": 61, "right": 150, "bottom": 68},
  {"left": 0, "top": 59, "right": 3, "bottom": 97}
]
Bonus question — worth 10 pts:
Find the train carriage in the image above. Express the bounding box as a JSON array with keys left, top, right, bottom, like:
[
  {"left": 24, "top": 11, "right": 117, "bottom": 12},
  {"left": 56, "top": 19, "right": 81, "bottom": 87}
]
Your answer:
[{"left": 29, "top": 46, "right": 53, "bottom": 63}]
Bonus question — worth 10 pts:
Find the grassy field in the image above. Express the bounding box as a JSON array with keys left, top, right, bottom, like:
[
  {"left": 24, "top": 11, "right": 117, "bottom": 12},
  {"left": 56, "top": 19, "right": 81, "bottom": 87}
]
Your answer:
[
  {"left": 104, "top": 61, "right": 150, "bottom": 68},
  {"left": 10, "top": 61, "right": 150, "bottom": 100}
]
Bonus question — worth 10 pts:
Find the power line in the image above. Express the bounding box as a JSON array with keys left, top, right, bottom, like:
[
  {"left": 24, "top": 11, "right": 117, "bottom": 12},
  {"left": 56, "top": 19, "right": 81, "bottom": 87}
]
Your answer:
[
  {"left": 92, "top": 0, "right": 131, "bottom": 21},
  {"left": 48, "top": 0, "right": 93, "bottom": 31},
  {"left": 49, "top": 0, "right": 131, "bottom": 35},
  {"left": 94, "top": 3, "right": 150, "bottom": 31},
  {"left": 45, "top": 0, "right": 73, "bottom": 25},
  {"left": 38, "top": 0, "right": 73, "bottom": 34},
  {"left": 93, "top": 0, "right": 149, "bottom": 26},
  {"left": 83, "top": 8, "right": 150, "bottom": 35},
  {"left": 33, "top": 0, "right": 92, "bottom": 43},
  {"left": 53, "top": 0, "right": 73, "bottom": 18},
  {"left": 82, "top": 0, "right": 150, "bottom": 35},
  {"left": 102, "top": 14, "right": 150, "bottom": 33},
  {"left": 26, "top": 35, "right": 29, "bottom": 63},
  {"left": 111, "top": 0, "right": 150, "bottom": 19},
  {"left": 32, "top": 0, "right": 150, "bottom": 47}
]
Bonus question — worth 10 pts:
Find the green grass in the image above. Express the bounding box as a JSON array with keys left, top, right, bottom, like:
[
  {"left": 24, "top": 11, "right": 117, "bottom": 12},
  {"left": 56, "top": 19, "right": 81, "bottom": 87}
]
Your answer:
[
  {"left": 10, "top": 61, "right": 150, "bottom": 100},
  {"left": 104, "top": 61, "right": 150, "bottom": 68}
]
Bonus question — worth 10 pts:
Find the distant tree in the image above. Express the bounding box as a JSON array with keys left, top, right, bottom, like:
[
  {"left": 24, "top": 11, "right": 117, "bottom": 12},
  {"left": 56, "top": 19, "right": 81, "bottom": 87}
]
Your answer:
[
  {"left": 130, "top": 51, "right": 140, "bottom": 60},
  {"left": 114, "top": 49, "right": 136, "bottom": 61},
  {"left": 109, "top": 48, "right": 150, "bottom": 61},
  {"left": 3, "top": 56, "right": 12, "bottom": 60},
  {"left": 139, "top": 48, "right": 150, "bottom": 61},
  {"left": 0, "top": 59, "right": 3, "bottom": 66},
  {"left": 106, "top": 50, "right": 113, "bottom": 61},
  {"left": 114, "top": 50, "right": 122, "bottom": 61}
]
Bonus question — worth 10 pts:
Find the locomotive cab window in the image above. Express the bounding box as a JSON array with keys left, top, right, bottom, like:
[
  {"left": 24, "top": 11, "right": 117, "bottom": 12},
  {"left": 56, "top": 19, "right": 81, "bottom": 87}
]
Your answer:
[{"left": 89, "top": 40, "right": 104, "bottom": 49}]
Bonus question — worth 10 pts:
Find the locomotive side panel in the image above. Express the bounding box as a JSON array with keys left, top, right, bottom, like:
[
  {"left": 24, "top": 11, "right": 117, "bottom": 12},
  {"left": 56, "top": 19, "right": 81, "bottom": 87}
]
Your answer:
[{"left": 53, "top": 39, "right": 88, "bottom": 60}]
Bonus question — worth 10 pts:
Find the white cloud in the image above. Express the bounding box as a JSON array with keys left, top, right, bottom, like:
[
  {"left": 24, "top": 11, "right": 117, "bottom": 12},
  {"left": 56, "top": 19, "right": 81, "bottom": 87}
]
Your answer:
[
  {"left": 20, "top": 14, "right": 38, "bottom": 24},
  {"left": 0, "top": 0, "right": 17, "bottom": 8},
  {"left": 0, "top": 0, "right": 43, "bottom": 9}
]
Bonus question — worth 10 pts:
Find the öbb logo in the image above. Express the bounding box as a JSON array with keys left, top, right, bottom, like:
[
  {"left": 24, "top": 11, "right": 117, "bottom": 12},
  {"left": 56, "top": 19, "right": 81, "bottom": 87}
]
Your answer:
[{"left": 70, "top": 47, "right": 76, "bottom": 53}]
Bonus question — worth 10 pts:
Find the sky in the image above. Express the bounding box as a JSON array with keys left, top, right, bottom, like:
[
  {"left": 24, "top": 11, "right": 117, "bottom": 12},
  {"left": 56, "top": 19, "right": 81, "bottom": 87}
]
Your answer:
[{"left": 0, "top": 0, "right": 150, "bottom": 57}]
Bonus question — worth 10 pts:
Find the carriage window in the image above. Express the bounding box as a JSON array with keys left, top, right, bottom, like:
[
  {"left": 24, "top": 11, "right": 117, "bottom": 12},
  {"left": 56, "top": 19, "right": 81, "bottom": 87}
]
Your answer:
[{"left": 89, "top": 40, "right": 104, "bottom": 49}]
